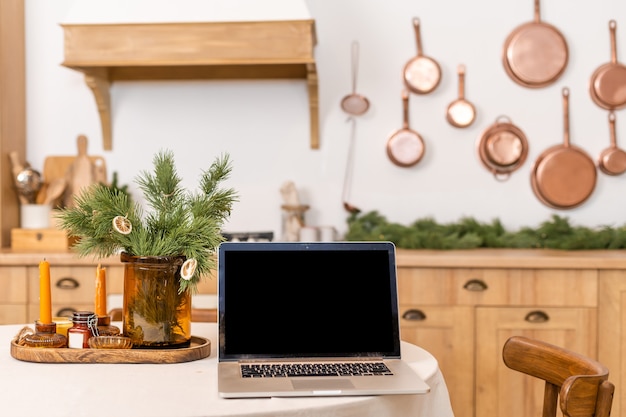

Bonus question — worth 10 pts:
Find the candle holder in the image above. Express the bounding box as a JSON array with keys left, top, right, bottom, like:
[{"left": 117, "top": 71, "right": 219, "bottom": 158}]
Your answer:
[
  {"left": 18, "top": 321, "right": 67, "bottom": 348},
  {"left": 97, "top": 315, "right": 121, "bottom": 336}
]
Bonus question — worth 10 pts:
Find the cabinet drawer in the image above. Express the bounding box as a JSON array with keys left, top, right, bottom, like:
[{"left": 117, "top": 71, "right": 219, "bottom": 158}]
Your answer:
[
  {"left": 398, "top": 267, "right": 597, "bottom": 307},
  {"left": 28, "top": 266, "right": 97, "bottom": 304},
  {"left": 28, "top": 303, "right": 95, "bottom": 322}
]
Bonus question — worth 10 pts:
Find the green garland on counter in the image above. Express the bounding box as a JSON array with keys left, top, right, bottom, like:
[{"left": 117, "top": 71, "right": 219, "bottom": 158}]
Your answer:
[{"left": 345, "top": 211, "right": 626, "bottom": 250}]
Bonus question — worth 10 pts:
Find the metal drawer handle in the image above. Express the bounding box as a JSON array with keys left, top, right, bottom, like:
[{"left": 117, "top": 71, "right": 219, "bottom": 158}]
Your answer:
[
  {"left": 56, "top": 307, "right": 77, "bottom": 318},
  {"left": 55, "top": 277, "right": 80, "bottom": 290},
  {"left": 402, "top": 309, "right": 427, "bottom": 321},
  {"left": 463, "top": 279, "right": 488, "bottom": 292},
  {"left": 524, "top": 310, "right": 550, "bottom": 323}
]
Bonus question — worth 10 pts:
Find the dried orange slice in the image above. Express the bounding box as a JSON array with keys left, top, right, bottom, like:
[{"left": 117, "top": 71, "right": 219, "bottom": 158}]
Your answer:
[
  {"left": 112, "top": 216, "right": 132, "bottom": 235},
  {"left": 181, "top": 258, "right": 197, "bottom": 281}
]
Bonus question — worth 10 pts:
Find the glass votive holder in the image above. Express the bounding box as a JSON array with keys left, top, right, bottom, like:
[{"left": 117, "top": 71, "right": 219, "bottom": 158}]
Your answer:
[{"left": 19, "top": 321, "right": 67, "bottom": 348}]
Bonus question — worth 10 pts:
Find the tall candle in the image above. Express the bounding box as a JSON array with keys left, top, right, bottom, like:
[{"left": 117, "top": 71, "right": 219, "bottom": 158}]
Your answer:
[
  {"left": 39, "top": 259, "right": 52, "bottom": 324},
  {"left": 95, "top": 264, "right": 107, "bottom": 317}
]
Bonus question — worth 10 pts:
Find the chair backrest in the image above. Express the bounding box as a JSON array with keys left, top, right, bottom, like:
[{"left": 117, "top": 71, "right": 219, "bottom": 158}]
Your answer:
[
  {"left": 108, "top": 307, "right": 217, "bottom": 323},
  {"left": 502, "top": 336, "right": 614, "bottom": 417}
]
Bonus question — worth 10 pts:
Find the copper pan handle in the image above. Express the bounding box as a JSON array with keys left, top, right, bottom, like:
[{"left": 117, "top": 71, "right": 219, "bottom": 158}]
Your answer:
[
  {"left": 402, "top": 90, "right": 410, "bottom": 129},
  {"left": 610, "top": 20, "right": 618, "bottom": 64},
  {"left": 562, "top": 87, "right": 570, "bottom": 147},
  {"left": 609, "top": 111, "right": 617, "bottom": 148},
  {"left": 412, "top": 17, "right": 423, "bottom": 57},
  {"left": 457, "top": 65, "right": 466, "bottom": 100},
  {"left": 534, "top": 0, "right": 541, "bottom": 23}
]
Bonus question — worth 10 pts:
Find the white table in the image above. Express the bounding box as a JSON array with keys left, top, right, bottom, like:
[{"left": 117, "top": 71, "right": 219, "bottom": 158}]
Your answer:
[{"left": 1, "top": 322, "right": 455, "bottom": 417}]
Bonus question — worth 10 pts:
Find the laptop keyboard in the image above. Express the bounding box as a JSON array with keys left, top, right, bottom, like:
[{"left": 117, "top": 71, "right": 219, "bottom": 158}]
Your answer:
[{"left": 241, "top": 362, "right": 393, "bottom": 378}]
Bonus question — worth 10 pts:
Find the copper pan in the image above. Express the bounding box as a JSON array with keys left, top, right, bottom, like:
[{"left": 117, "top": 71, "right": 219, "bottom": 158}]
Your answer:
[
  {"left": 589, "top": 20, "right": 626, "bottom": 110},
  {"left": 531, "top": 88, "right": 597, "bottom": 209},
  {"left": 598, "top": 111, "right": 626, "bottom": 176},
  {"left": 502, "top": 0, "right": 568, "bottom": 88},
  {"left": 403, "top": 18, "right": 441, "bottom": 95},
  {"left": 446, "top": 65, "right": 476, "bottom": 128},
  {"left": 476, "top": 116, "right": 528, "bottom": 181},
  {"left": 386, "top": 90, "right": 425, "bottom": 167}
]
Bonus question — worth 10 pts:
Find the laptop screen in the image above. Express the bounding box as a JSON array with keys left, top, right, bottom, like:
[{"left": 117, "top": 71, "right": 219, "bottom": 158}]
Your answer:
[{"left": 218, "top": 241, "right": 401, "bottom": 361}]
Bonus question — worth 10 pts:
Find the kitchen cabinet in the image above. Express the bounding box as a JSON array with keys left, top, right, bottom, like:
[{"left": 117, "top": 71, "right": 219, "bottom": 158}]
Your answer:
[
  {"left": 60, "top": 19, "right": 318, "bottom": 150},
  {"left": 0, "top": 251, "right": 217, "bottom": 324},
  {"left": 395, "top": 249, "right": 624, "bottom": 417},
  {"left": 0, "top": 0, "right": 26, "bottom": 248}
]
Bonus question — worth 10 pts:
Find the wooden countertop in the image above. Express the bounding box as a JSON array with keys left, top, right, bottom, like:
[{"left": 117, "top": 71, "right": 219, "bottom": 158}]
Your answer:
[
  {"left": 0, "top": 249, "right": 120, "bottom": 266},
  {"left": 396, "top": 248, "right": 626, "bottom": 269},
  {"left": 3, "top": 248, "right": 626, "bottom": 269}
]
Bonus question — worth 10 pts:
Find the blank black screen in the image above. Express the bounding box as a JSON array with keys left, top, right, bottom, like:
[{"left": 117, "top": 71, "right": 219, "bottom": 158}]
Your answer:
[{"left": 218, "top": 242, "right": 401, "bottom": 360}]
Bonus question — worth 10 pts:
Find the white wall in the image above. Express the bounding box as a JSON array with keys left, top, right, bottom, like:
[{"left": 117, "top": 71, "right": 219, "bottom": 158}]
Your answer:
[{"left": 24, "top": 0, "right": 626, "bottom": 240}]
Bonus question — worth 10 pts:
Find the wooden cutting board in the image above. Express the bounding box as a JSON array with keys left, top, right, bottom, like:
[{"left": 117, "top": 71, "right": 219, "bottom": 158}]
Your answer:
[{"left": 42, "top": 135, "right": 107, "bottom": 207}]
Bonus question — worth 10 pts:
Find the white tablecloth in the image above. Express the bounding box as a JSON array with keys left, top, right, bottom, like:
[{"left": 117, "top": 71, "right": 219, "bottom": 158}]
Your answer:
[{"left": 1, "top": 322, "right": 455, "bottom": 417}]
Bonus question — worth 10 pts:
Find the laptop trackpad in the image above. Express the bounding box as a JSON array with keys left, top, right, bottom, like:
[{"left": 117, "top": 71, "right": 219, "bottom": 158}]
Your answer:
[{"left": 291, "top": 379, "right": 354, "bottom": 391}]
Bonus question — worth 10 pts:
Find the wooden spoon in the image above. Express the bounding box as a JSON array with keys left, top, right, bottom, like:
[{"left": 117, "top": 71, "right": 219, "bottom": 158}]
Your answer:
[{"left": 43, "top": 178, "right": 66, "bottom": 206}]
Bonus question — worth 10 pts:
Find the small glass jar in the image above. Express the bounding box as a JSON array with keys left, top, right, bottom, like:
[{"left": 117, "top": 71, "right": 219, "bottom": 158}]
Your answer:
[
  {"left": 97, "top": 315, "right": 121, "bottom": 336},
  {"left": 19, "top": 321, "right": 67, "bottom": 348},
  {"left": 67, "top": 311, "right": 98, "bottom": 349}
]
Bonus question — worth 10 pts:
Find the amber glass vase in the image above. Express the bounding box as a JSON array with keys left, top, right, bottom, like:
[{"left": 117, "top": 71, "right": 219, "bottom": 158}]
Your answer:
[{"left": 121, "top": 252, "right": 191, "bottom": 348}]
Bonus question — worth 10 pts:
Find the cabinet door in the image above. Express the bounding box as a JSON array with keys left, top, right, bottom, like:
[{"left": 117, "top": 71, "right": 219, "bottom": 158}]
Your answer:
[
  {"left": 475, "top": 307, "right": 597, "bottom": 417},
  {"left": 400, "top": 305, "right": 473, "bottom": 417},
  {"left": 0, "top": 266, "right": 27, "bottom": 324},
  {"left": 599, "top": 270, "right": 626, "bottom": 417}
]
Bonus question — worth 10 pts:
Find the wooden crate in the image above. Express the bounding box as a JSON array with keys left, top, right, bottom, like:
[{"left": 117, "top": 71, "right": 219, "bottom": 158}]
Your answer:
[{"left": 10, "top": 228, "right": 75, "bottom": 251}]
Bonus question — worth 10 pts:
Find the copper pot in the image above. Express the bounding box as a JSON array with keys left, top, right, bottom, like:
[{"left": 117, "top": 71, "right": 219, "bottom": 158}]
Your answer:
[
  {"left": 502, "top": 0, "right": 568, "bottom": 88},
  {"left": 531, "top": 88, "right": 597, "bottom": 209},
  {"left": 598, "top": 111, "right": 626, "bottom": 176},
  {"left": 403, "top": 18, "right": 441, "bottom": 95},
  {"left": 477, "top": 116, "right": 528, "bottom": 181},
  {"left": 589, "top": 20, "right": 626, "bottom": 110},
  {"left": 446, "top": 64, "right": 476, "bottom": 128},
  {"left": 386, "top": 90, "right": 425, "bottom": 167}
]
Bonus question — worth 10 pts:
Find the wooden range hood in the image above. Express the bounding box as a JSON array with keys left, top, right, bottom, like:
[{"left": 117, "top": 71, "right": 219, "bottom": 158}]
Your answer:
[{"left": 61, "top": 19, "right": 318, "bottom": 150}]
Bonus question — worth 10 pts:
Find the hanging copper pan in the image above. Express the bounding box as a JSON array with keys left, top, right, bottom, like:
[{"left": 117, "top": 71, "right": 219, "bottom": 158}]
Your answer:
[
  {"left": 446, "top": 65, "right": 476, "bottom": 128},
  {"left": 403, "top": 17, "right": 441, "bottom": 95},
  {"left": 598, "top": 111, "right": 626, "bottom": 176},
  {"left": 531, "top": 88, "right": 597, "bottom": 209},
  {"left": 589, "top": 20, "right": 626, "bottom": 110},
  {"left": 386, "top": 90, "right": 425, "bottom": 167},
  {"left": 477, "top": 116, "right": 528, "bottom": 181},
  {"left": 502, "top": 0, "right": 568, "bottom": 88}
]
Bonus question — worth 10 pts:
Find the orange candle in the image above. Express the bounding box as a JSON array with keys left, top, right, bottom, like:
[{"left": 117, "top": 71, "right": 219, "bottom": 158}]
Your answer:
[
  {"left": 95, "top": 264, "right": 107, "bottom": 317},
  {"left": 39, "top": 259, "right": 52, "bottom": 324}
]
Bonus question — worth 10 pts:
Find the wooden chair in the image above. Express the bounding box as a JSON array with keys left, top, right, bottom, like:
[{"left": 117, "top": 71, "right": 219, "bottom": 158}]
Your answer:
[
  {"left": 502, "top": 336, "right": 614, "bottom": 417},
  {"left": 108, "top": 307, "right": 217, "bottom": 323}
]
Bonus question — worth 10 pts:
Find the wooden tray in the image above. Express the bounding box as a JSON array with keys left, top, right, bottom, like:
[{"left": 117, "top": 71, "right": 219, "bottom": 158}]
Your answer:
[{"left": 10, "top": 336, "right": 210, "bottom": 364}]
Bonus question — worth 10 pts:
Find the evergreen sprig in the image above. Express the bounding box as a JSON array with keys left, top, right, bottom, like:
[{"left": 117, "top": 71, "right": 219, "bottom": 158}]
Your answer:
[
  {"left": 57, "top": 150, "right": 238, "bottom": 293},
  {"left": 345, "top": 211, "right": 626, "bottom": 250}
]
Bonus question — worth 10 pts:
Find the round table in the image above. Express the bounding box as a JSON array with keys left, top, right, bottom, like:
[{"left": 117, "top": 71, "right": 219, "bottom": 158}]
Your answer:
[{"left": 1, "top": 322, "right": 454, "bottom": 417}]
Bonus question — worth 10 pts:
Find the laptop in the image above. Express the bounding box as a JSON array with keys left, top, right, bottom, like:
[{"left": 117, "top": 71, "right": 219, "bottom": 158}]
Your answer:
[{"left": 217, "top": 241, "right": 431, "bottom": 398}]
